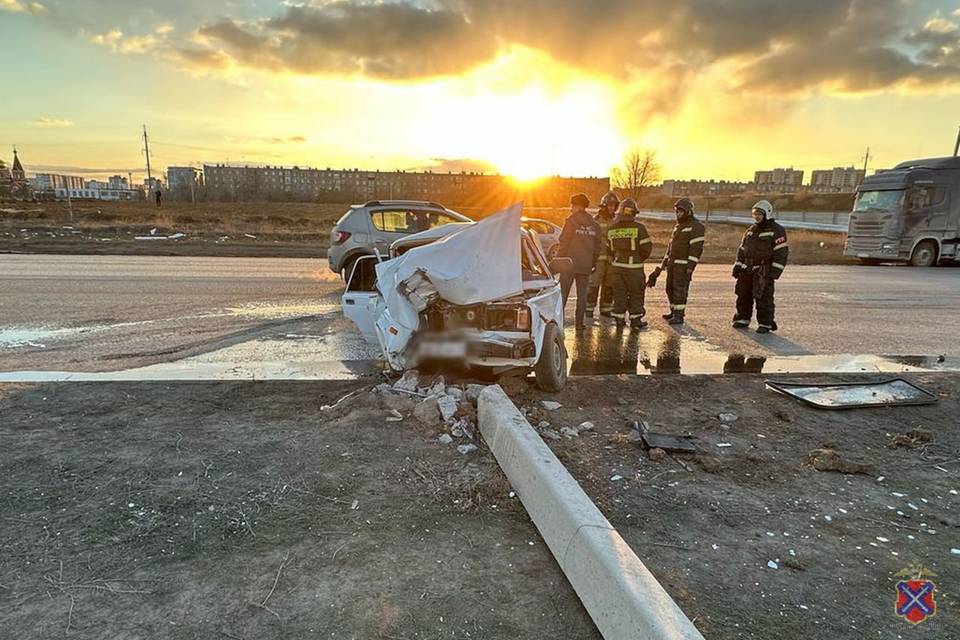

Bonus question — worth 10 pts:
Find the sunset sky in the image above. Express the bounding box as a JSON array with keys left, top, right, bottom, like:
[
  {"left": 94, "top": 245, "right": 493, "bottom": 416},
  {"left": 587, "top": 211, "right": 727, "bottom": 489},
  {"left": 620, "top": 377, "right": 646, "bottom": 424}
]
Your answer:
[{"left": 5, "top": 0, "right": 960, "bottom": 182}]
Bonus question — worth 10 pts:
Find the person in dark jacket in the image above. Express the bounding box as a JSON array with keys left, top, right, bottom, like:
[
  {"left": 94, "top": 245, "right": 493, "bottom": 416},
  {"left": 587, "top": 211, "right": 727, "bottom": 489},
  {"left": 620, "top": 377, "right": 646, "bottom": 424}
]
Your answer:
[
  {"left": 606, "top": 198, "right": 653, "bottom": 329},
  {"left": 558, "top": 193, "right": 603, "bottom": 331},
  {"left": 586, "top": 191, "right": 619, "bottom": 318},
  {"left": 646, "top": 198, "right": 705, "bottom": 325},
  {"left": 732, "top": 200, "right": 789, "bottom": 333}
]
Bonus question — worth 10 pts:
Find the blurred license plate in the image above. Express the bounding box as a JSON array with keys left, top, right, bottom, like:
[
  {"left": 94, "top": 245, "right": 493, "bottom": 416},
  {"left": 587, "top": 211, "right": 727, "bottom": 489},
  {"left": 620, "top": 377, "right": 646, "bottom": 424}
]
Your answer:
[{"left": 418, "top": 341, "right": 467, "bottom": 358}]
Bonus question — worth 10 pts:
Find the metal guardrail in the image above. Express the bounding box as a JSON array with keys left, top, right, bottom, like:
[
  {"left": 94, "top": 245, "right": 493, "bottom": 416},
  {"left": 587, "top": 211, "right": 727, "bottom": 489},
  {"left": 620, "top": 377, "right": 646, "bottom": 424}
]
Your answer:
[
  {"left": 636, "top": 210, "right": 848, "bottom": 233},
  {"left": 522, "top": 207, "right": 850, "bottom": 233}
]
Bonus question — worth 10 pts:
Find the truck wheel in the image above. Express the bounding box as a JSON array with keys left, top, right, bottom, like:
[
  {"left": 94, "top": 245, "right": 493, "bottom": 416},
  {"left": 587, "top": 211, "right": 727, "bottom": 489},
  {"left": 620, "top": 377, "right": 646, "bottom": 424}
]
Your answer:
[
  {"left": 534, "top": 323, "right": 567, "bottom": 391},
  {"left": 910, "top": 241, "right": 938, "bottom": 268}
]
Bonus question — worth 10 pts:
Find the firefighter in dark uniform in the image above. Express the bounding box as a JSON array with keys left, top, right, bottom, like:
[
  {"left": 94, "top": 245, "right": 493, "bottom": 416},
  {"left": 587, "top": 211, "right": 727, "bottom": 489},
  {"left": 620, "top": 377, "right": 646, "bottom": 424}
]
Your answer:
[
  {"left": 557, "top": 193, "right": 603, "bottom": 331},
  {"left": 586, "top": 191, "right": 619, "bottom": 318},
  {"left": 606, "top": 198, "right": 653, "bottom": 329},
  {"left": 732, "top": 200, "right": 788, "bottom": 333},
  {"left": 647, "top": 198, "right": 705, "bottom": 325}
]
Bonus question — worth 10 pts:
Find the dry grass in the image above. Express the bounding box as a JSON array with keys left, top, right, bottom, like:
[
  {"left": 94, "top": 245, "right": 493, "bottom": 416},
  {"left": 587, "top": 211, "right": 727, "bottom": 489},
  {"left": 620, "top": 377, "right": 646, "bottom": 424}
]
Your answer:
[{"left": 0, "top": 200, "right": 852, "bottom": 263}]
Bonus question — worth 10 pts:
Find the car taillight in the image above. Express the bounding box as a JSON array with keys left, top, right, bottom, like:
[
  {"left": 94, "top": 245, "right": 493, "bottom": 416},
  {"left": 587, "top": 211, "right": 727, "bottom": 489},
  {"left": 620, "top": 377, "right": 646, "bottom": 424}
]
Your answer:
[
  {"left": 516, "top": 308, "right": 531, "bottom": 331},
  {"left": 332, "top": 230, "right": 351, "bottom": 245}
]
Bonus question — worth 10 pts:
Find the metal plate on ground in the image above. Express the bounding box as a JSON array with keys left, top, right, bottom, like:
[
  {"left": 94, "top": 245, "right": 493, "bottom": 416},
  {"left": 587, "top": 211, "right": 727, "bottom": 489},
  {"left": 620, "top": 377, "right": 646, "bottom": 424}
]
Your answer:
[
  {"left": 641, "top": 432, "right": 698, "bottom": 453},
  {"left": 765, "top": 378, "right": 939, "bottom": 409}
]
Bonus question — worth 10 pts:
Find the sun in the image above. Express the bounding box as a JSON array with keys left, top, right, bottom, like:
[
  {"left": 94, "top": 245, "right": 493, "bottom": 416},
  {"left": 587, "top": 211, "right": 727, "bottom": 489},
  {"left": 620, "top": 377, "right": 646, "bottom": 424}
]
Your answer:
[{"left": 410, "top": 48, "right": 625, "bottom": 180}]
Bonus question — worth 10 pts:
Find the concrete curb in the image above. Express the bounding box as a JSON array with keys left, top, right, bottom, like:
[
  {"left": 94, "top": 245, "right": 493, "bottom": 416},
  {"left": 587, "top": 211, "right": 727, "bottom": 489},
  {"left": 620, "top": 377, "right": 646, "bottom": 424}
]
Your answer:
[{"left": 478, "top": 385, "right": 704, "bottom": 640}]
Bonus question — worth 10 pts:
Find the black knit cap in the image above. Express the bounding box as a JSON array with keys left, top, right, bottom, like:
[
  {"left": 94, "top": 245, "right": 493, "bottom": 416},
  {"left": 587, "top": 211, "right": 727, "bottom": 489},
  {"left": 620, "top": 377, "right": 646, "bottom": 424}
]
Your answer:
[{"left": 570, "top": 193, "right": 590, "bottom": 208}]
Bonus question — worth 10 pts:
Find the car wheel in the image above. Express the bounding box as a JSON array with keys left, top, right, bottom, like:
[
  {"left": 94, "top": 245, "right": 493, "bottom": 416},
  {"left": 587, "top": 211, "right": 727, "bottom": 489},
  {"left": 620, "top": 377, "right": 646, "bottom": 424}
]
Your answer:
[
  {"left": 547, "top": 244, "right": 559, "bottom": 260},
  {"left": 910, "top": 241, "right": 938, "bottom": 268},
  {"left": 534, "top": 322, "right": 567, "bottom": 391}
]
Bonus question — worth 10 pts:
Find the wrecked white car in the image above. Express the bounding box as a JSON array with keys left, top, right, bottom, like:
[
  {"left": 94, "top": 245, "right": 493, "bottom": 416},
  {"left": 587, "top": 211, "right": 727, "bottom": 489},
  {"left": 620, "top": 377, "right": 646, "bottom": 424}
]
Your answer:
[{"left": 341, "top": 204, "right": 569, "bottom": 390}]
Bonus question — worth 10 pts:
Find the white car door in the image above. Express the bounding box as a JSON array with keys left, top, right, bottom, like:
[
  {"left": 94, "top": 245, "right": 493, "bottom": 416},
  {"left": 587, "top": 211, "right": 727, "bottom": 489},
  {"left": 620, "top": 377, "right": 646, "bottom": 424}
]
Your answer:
[{"left": 341, "top": 255, "right": 383, "bottom": 341}]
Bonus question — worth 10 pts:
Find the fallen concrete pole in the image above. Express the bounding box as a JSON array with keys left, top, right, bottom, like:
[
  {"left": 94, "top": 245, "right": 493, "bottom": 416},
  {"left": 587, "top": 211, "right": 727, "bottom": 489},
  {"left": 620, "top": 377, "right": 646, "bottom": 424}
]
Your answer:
[{"left": 478, "top": 385, "right": 705, "bottom": 640}]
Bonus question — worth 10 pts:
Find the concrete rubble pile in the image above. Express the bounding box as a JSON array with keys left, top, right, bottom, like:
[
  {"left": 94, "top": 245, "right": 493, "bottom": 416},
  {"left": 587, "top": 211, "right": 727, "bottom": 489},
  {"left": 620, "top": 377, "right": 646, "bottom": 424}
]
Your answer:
[{"left": 374, "top": 371, "right": 488, "bottom": 454}]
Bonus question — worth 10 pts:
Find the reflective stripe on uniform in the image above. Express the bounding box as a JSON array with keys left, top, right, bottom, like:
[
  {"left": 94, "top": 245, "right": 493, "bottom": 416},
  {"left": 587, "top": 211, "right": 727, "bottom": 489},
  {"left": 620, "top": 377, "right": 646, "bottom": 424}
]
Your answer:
[
  {"left": 673, "top": 259, "right": 688, "bottom": 264},
  {"left": 773, "top": 242, "right": 789, "bottom": 250},
  {"left": 671, "top": 304, "right": 687, "bottom": 310},
  {"left": 681, "top": 227, "right": 692, "bottom": 232},
  {"left": 758, "top": 231, "right": 775, "bottom": 237},
  {"left": 733, "top": 319, "right": 749, "bottom": 326},
  {"left": 734, "top": 261, "right": 747, "bottom": 268},
  {"left": 688, "top": 255, "right": 700, "bottom": 263},
  {"left": 638, "top": 237, "right": 652, "bottom": 245},
  {"left": 612, "top": 262, "right": 645, "bottom": 269},
  {"left": 772, "top": 262, "right": 786, "bottom": 270},
  {"left": 611, "top": 312, "right": 627, "bottom": 319},
  {"left": 757, "top": 324, "right": 772, "bottom": 329},
  {"left": 688, "top": 236, "right": 705, "bottom": 244},
  {"left": 608, "top": 228, "right": 638, "bottom": 239}
]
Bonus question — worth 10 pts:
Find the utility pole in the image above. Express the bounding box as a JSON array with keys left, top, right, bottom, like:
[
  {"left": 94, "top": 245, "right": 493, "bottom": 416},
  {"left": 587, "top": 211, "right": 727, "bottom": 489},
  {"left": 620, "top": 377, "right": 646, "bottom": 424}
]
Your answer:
[
  {"left": 142, "top": 125, "right": 153, "bottom": 191},
  {"left": 953, "top": 126, "right": 960, "bottom": 157},
  {"left": 859, "top": 147, "right": 871, "bottom": 187},
  {"left": 63, "top": 174, "right": 73, "bottom": 223}
]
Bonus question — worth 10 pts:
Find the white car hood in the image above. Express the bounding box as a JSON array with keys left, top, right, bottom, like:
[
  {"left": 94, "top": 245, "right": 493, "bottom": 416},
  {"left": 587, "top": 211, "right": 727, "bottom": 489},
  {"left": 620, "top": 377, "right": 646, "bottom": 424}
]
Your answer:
[{"left": 373, "top": 203, "right": 524, "bottom": 367}]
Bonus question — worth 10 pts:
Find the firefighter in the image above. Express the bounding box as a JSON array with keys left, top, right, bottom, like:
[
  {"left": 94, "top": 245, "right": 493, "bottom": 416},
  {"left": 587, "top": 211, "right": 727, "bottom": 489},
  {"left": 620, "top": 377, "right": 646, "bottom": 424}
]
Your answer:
[
  {"left": 557, "top": 193, "right": 603, "bottom": 331},
  {"left": 732, "top": 200, "right": 788, "bottom": 333},
  {"left": 586, "top": 191, "right": 619, "bottom": 318},
  {"left": 607, "top": 198, "right": 652, "bottom": 329},
  {"left": 646, "top": 198, "right": 705, "bottom": 325}
]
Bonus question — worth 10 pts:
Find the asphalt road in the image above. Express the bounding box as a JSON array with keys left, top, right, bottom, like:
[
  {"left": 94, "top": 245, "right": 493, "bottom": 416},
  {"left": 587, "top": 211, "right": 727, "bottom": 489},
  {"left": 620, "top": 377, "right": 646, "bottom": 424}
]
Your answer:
[{"left": 1, "top": 254, "right": 958, "bottom": 375}]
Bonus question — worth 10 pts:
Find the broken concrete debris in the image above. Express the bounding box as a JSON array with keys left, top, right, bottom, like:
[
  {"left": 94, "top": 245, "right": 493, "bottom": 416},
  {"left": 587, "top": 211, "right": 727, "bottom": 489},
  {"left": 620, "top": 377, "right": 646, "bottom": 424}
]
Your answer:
[
  {"left": 437, "top": 395, "right": 458, "bottom": 422},
  {"left": 413, "top": 396, "right": 441, "bottom": 426},
  {"left": 457, "top": 443, "right": 478, "bottom": 455},
  {"left": 393, "top": 370, "right": 421, "bottom": 392},
  {"left": 541, "top": 428, "right": 562, "bottom": 440},
  {"left": 719, "top": 412, "right": 739, "bottom": 423},
  {"left": 577, "top": 421, "right": 595, "bottom": 432},
  {"left": 379, "top": 373, "right": 488, "bottom": 447},
  {"left": 541, "top": 400, "right": 562, "bottom": 411},
  {"left": 465, "top": 384, "right": 486, "bottom": 406},
  {"left": 560, "top": 426, "right": 579, "bottom": 439}
]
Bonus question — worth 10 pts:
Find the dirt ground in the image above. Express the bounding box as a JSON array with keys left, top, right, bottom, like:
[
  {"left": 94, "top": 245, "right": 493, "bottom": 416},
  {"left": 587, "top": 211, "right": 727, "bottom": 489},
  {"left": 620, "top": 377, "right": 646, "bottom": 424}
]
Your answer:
[
  {"left": 506, "top": 373, "right": 960, "bottom": 638},
  {"left": 0, "top": 380, "right": 598, "bottom": 640},
  {"left": 3, "top": 373, "right": 954, "bottom": 639},
  {"left": 0, "top": 200, "right": 852, "bottom": 264}
]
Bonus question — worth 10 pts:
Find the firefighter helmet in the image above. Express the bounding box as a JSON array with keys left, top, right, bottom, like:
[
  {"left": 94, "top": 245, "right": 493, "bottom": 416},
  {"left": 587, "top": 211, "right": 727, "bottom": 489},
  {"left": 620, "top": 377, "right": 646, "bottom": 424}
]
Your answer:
[
  {"left": 601, "top": 191, "right": 620, "bottom": 209},
  {"left": 752, "top": 200, "right": 775, "bottom": 220},
  {"left": 617, "top": 198, "right": 639, "bottom": 216},
  {"left": 674, "top": 198, "right": 694, "bottom": 214}
]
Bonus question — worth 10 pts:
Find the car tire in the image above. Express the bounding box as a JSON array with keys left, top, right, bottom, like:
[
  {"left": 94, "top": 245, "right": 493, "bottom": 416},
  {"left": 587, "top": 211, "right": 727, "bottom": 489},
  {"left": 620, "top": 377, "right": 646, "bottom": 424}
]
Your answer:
[
  {"left": 910, "top": 241, "right": 938, "bottom": 268},
  {"left": 534, "top": 322, "right": 567, "bottom": 391},
  {"left": 547, "top": 244, "right": 559, "bottom": 260}
]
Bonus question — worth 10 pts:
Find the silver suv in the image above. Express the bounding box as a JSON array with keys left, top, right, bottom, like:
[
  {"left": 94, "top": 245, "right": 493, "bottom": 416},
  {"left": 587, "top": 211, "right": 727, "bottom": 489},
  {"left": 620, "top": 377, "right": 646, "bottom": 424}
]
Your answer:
[{"left": 328, "top": 200, "right": 472, "bottom": 279}]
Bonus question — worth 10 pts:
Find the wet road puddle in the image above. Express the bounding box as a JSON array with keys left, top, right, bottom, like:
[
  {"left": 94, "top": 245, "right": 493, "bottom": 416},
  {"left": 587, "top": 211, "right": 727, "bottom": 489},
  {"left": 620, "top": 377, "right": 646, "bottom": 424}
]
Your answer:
[
  {"left": 565, "top": 328, "right": 959, "bottom": 376},
  {"left": 2, "top": 324, "right": 957, "bottom": 382}
]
